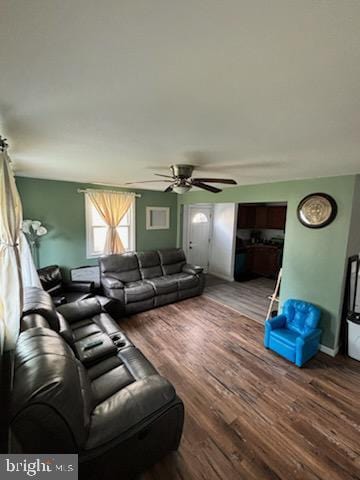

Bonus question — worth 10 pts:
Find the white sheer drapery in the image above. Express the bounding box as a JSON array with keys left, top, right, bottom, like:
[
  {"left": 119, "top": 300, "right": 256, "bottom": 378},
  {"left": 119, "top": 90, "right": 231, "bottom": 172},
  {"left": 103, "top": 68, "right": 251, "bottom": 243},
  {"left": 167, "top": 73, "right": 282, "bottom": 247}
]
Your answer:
[
  {"left": 20, "top": 232, "right": 42, "bottom": 288},
  {"left": 0, "top": 150, "right": 23, "bottom": 352}
]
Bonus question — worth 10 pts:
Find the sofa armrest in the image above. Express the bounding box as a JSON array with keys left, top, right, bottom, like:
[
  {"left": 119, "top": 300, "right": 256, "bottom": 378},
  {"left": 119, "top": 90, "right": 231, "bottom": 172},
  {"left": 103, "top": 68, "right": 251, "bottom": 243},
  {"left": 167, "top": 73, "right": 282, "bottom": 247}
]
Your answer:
[
  {"left": 64, "top": 280, "right": 95, "bottom": 293},
  {"left": 298, "top": 328, "right": 322, "bottom": 343},
  {"left": 95, "top": 295, "right": 124, "bottom": 320},
  {"left": 182, "top": 263, "right": 203, "bottom": 275},
  {"left": 21, "top": 313, "right": 51, "bottom": 331},
  {"left": 264, "top": 314, "right": 286, "bottom": 348},
  {"left": 86, "top": 375, "right": 176, "bottom": 449},
  {"left": 101, "top": 276, "right": 125, "bottom": 289},
  {"left": 265, "top": 314, "right": 286, "bottom": 330}
]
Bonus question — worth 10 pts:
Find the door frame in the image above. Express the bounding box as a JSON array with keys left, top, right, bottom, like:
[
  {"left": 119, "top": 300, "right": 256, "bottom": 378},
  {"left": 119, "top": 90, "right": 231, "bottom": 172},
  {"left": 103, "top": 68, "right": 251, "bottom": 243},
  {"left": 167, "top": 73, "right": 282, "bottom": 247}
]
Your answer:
[{"left": 183, "top": 204, "right": 214, "bottom": 272}]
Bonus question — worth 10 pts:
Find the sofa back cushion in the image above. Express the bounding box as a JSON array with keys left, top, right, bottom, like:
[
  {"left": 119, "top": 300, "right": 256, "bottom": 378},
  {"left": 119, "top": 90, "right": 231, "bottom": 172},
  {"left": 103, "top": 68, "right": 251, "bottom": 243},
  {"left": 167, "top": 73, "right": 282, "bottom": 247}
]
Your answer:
[
  {"left": 11, "top": 328, "right": 92, "bottom": 452},
  {"left": 22, "top": 287, "right": 60, "bottom": 332},
  {"left": 137, "top": 251, "right": 162, "bottom": 279},
  {"left": 38, "top": 265, "right": 62, "bottom": 293},
  {"left": 57, "top": 297, "right": 103, "bottom": 323},
  {"left": 283, "top": 299, "right": 321, "bottom": 336},
  {"left": 158, "top": 248, "right": 186, "bottom": 275},
  {"left": 99, "top": 253, "right": 141, "bottom": 283}
]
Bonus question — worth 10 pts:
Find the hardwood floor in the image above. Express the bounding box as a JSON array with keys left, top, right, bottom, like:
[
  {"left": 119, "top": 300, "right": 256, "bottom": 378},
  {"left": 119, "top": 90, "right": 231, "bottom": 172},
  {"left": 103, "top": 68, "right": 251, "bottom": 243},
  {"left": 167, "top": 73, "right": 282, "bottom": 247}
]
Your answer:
[
  {"left": 119, "top": 296, "right": 360, "bottom": 480},
  {"left": 204, "top": 274, "right": 275, "bottom": 323}
]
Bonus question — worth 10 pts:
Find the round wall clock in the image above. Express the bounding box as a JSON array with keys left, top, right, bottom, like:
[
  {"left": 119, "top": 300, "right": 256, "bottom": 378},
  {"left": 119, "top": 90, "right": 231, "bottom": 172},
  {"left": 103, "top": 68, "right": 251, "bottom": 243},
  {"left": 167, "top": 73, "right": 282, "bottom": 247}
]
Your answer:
[{"left": 297, "top": 193, "right": 337, "bottom": 229}]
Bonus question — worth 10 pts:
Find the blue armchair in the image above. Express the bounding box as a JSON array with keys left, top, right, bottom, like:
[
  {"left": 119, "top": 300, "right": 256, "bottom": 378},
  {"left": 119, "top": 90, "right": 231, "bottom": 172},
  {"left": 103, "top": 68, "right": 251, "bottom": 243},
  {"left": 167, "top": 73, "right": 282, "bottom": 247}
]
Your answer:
[{"left": 264, "top": 299, "right": 321, "bottom": 367}]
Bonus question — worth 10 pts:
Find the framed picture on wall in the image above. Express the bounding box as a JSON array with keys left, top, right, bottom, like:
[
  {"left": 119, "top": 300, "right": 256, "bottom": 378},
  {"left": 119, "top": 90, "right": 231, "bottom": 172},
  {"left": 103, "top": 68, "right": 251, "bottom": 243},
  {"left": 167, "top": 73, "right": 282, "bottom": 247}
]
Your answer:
[{"left": 146, "top": 207, "right": 170, "bottom": 230}]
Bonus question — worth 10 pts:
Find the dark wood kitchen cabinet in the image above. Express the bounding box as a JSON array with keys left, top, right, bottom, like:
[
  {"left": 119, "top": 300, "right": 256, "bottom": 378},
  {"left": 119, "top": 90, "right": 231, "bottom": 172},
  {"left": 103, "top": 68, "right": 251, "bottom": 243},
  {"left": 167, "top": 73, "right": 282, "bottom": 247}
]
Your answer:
[
  {"left": 238, "top": 205, "right": 255, "bottom": 228},
  {"left": 237, "top": 204, "right": 286, "bottom": 230},
  {"left": 267, "top": 206, "right": 286, "bottom": 229},
  {"left": 255, "top": 206, "right": 268, "bottom": 228},
  {"left": 246, "top": 245, "right": 280, "bottom": 278}
]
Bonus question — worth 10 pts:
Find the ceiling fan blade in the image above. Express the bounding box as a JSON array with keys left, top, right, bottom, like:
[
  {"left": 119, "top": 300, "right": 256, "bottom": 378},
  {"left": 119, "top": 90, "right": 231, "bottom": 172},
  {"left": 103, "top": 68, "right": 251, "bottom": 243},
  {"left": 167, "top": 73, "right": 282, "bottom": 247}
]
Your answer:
[
  {"left": 124, "top": 180, "right": 172, "bottom": 185},
  {"left": 164, "top": 185, "right": 174, "bottom": 192},
  {"left": 192, "top": 178, "right": 237, "bottom": 184},
  {"left": 154, "top": 173, "right": 174, "bottom": 179},
  {"left": 192, "top": 181, "right": 222, "bottom": 193}
]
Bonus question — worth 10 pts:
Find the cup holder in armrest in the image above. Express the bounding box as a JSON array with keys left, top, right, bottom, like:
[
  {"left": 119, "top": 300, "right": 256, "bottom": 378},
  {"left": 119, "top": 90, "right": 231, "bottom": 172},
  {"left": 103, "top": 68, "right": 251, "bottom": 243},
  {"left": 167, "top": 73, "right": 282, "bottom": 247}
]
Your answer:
[{"left": 111, "top": 333, "right": 127, "bottom": 348}]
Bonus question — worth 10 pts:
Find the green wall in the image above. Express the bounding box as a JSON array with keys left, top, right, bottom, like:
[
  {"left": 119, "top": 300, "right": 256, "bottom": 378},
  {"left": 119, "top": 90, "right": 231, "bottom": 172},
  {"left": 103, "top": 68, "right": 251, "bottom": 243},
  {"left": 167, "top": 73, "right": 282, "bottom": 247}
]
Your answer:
[
  {"left": 16, "top": 176, "right": 178, "bottom": 276},
  {"left": 178, "top": 175, "right": 359, "bottom": 350},
  {"left": 17, "top": 173, "right": 358, "bottom": 351}
]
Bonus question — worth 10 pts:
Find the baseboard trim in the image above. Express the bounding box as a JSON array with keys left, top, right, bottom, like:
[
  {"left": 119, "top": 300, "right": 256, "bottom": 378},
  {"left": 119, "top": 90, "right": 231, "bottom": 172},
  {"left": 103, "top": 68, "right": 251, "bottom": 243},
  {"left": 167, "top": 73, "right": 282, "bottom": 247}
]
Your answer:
[
  {"left": 319, "top": 344, "right": 339, "bottom": 357},
  {"left": 208, "top": 271, "right": 234, "bottom": 282}
]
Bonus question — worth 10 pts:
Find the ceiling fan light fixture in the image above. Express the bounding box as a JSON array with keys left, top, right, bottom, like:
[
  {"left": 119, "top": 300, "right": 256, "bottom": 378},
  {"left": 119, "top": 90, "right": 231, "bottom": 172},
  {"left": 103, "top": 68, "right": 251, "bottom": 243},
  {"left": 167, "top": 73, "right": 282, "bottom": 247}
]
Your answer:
[
  {"left": 128, "top": 163, "right": 236, "bottom": 194},
  {"left": 173, "top": 185, "right": 191, "bottom": 194}
]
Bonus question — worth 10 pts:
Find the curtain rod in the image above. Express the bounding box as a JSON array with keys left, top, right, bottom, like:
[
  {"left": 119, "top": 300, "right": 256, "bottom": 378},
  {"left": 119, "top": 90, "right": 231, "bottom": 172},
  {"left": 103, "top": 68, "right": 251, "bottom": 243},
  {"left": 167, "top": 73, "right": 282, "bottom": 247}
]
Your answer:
[{"left": 77, "top": 188, "right": 141, "bottom": 198}]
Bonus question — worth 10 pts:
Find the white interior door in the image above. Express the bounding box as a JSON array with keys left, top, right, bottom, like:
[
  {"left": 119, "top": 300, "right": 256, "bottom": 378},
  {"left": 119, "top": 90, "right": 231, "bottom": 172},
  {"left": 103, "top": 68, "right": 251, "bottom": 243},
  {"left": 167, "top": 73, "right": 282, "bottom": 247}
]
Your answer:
[{"left": 186, "top": 206, "right": 213, "bottom": 271}]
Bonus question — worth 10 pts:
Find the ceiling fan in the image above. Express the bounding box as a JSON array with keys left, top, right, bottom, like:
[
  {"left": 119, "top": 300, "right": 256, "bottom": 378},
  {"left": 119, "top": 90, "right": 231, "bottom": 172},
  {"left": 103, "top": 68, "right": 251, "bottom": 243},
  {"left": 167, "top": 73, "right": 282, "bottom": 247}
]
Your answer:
[{"left": 125, "top": 164, "right": 237, "bottom": 193}]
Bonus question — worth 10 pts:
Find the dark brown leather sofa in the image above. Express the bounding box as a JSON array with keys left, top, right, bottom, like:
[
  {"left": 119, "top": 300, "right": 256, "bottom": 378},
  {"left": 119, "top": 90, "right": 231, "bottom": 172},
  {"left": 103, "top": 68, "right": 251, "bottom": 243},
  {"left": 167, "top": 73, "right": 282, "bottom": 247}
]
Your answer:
[
  {"left": 99, "top": 248, "right": 204, "bottom": 316},
  {"left": 11, "top": 288, "right": 184, "bottom": 480},
  {"left": 38, "top": 264, "right": 95, "bottom": 306}
]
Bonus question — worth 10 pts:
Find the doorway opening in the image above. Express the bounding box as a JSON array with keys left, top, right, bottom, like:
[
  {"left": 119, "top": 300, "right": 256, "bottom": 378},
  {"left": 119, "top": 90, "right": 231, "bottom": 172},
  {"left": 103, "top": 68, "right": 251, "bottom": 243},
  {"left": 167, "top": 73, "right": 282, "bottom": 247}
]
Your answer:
[
  {"left": 232, "top": 202, "right": 287, "bottom": 320},
  {"left": 182, "top": 202, "right": 288, "bottom": 323}
]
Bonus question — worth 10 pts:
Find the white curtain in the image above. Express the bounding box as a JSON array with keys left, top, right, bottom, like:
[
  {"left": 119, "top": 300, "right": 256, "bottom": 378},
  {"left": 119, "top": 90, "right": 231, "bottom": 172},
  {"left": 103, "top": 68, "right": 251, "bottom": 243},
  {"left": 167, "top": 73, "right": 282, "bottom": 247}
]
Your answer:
[
  {"left": 0, "top": 150, "right": 23, "bottom": 353},
  {"left": 20, "top": 232, "right": 42, "bottom": 288}
]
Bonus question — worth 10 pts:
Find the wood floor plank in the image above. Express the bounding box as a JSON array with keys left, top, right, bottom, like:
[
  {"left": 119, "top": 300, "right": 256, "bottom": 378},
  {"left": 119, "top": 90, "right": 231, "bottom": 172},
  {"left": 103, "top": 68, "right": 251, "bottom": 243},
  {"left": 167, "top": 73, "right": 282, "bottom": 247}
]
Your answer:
[
  {"left": 120, "top": 295, "right": 360, "bottom": 480},
  {"left": 204, "top": 275, "right": 275, "bottom": 322}
]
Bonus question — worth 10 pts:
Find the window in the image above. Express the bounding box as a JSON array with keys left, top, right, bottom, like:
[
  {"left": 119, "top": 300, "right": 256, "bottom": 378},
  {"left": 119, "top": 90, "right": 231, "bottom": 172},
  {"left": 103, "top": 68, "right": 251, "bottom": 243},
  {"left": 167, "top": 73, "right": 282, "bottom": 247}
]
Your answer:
[
  {"left": 192, "top": 212, "right": 208, "bottom": 224},
  {"left": 85, "top": 196, "right": 135, "bottom": 257},
  {"left": 146, "top": 207, "right": 170, "bottom": 230}
]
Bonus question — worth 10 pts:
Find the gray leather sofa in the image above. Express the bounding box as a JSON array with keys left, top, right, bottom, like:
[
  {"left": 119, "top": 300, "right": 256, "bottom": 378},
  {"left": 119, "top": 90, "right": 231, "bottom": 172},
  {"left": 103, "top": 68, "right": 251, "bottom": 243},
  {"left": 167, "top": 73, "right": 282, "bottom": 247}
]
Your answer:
[
  {"left": 99, "top": 248, "right": 204, "bottom": 316},
  {"left": 37, "top": 264, "right": 95, "bottom": 306},
  {"left": 12, "top": 288, "right": 184, "bottom": 480}
]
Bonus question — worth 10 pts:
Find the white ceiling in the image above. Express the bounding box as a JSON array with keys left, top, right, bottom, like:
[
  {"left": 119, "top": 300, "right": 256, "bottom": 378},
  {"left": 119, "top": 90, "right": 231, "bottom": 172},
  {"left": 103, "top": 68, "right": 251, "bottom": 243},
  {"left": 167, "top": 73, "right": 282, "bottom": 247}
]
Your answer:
[{"left": 1, "top": 0, "right": 360, "bottom": 190}]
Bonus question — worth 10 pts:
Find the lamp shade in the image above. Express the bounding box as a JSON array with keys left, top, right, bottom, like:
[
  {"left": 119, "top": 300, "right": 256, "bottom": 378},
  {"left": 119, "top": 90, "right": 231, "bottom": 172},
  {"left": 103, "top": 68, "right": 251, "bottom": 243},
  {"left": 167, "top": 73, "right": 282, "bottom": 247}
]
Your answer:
[{"left": 173, "top": 185, "right": 190, "bottom": 194}]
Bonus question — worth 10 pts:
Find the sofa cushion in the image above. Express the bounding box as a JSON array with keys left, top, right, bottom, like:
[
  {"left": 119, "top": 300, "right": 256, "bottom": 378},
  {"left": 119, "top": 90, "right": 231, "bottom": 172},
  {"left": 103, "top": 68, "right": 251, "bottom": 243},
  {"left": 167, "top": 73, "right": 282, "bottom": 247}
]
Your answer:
[
  {"left": 85, "top": 376, "right": 176, "bottom": 450},
  {"left": 155, "top": 292, "right": 178, "bottom": 307},
  {"left": 100, "top": 253, "right": 141, "bottom": 283},
  {"left": 137, "top": 251, "right": 162, "bottom": 279},
  {"left": 88, "top": 346, "right": 156, "bottom": 405},
  {"left": 168, "top": 272, "right": 200, "bottom": 290},
  {"left": 145, "top": 276, "right": 178, "bottom": 295},
  {"left": 124, "top": 281, "right": 155, "bottom": 304},
  {"left": 71, "top": 318, "right": 103, "bottom": 342},
  {"left": 270, "top": 328, "right": 298, "bottom": 347},
  {"left": 158, "top": 248, "right": 186, "bottom": 275},
  {"left": 90, "top": 360, "right": 134, "bottom": 404},
  {"left": 283, "top": 299, "right": 321, "bottom": 336},
  {"left": 57, "top": 297, "right": 103, "bottom": 323}
]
